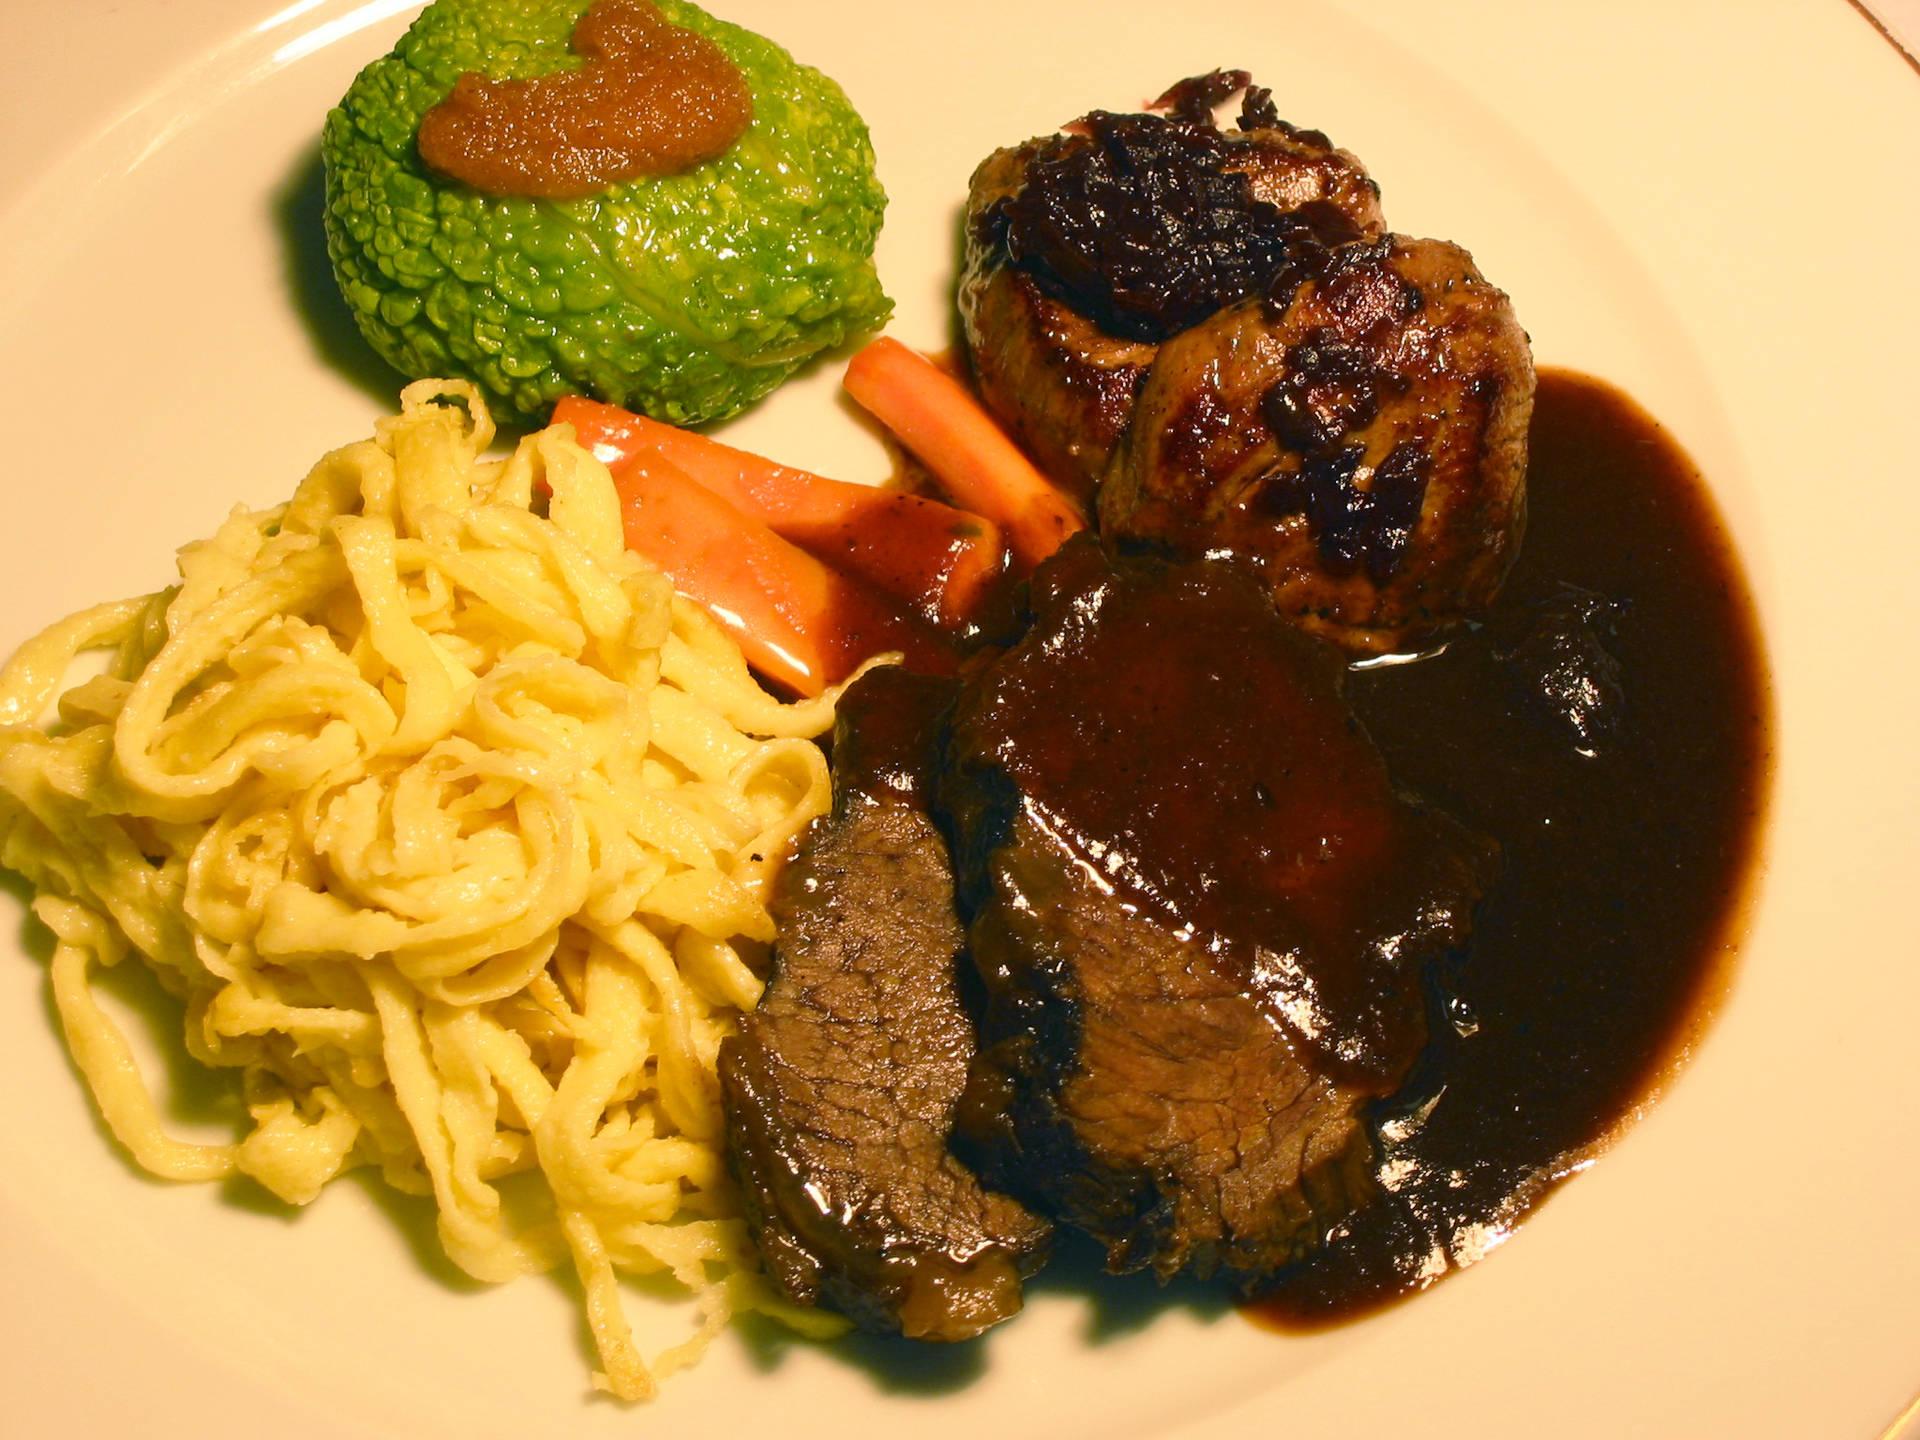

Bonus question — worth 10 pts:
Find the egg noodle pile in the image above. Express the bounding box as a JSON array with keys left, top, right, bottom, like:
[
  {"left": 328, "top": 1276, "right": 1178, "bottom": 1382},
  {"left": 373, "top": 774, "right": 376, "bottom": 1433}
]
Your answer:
[{"left": 0, "top": 381, "right": 851, "bottom": 1399}]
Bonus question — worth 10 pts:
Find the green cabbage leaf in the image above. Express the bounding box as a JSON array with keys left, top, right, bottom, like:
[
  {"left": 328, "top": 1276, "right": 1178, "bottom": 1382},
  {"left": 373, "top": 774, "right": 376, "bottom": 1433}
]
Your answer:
[{"left": 322, "top": 0, "right": 891, "bottom": 427}]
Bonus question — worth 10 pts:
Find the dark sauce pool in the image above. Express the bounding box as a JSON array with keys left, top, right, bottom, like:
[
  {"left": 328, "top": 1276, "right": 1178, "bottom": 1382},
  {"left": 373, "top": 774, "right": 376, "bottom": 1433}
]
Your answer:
[{"left": 1248, "top": 367, "right": 1772, "bottom": 1324}]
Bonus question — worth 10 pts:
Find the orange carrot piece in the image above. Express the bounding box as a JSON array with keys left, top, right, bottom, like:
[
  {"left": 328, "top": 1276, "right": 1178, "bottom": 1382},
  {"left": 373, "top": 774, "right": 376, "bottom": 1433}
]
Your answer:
[
  {"left": 609, "top": 449, "right": 951, "bottom": 696},
  {"left": 842, "top": 336, "right": 1087, "bottom": 573},
  {"left": 553, "top": 396, "right": 1010, "bottom": 629}
]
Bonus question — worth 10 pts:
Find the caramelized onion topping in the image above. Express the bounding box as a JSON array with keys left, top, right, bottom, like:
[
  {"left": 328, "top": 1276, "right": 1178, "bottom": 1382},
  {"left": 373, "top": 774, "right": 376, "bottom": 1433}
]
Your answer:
[{"left": 979, "top": 72, "right": 1369, "bottom": 345}]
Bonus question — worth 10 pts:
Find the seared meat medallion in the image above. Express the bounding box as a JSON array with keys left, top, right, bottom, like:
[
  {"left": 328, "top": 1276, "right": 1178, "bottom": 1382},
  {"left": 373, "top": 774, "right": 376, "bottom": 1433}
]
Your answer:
[
  {"left": 961, "top": 70, "right": 1532, "bottom": 655},
  {"left": 958, "top": 142, "right": 1157, "bottom": 508},
  {"left": 1104, "top": 235, "right": 1534, "bottom": 654},
  {"left": 959, "top": 71, "right": 1384, "bottom": 505}
]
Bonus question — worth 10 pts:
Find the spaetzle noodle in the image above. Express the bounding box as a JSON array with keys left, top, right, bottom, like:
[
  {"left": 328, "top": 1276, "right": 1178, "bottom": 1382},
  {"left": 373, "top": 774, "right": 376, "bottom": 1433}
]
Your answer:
[{"left": 0, "top": 381, "right": 852, "bottom": 1399}]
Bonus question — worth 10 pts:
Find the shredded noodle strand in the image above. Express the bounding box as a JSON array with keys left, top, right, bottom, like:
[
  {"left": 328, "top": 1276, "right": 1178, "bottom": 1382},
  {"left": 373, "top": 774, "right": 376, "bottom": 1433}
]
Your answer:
[{"left": 0, "top": 381, "right": 847, "bottom": 1398}]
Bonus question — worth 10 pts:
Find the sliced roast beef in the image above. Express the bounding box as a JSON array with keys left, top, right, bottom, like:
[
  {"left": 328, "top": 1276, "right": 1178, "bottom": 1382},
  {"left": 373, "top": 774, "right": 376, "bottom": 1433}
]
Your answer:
[
  {"left": 719, "top": 666, "right": 1051, "bottom": 1341},
  {"left": 941, "top": 539, "right": 1496, "bottom": 1286}
]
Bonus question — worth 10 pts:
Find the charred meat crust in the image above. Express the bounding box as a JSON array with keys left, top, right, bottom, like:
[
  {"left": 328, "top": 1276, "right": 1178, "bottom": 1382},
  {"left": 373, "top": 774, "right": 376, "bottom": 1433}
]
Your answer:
[
  {"left": 958, "top": 74, "right": 1385, "bottom": 501},
  {"left": 958, "top": 145, "right": 1158, "bottom": 507},
  {"left": 960, "top": 73, "right": 1533, "bottom": 655},
  {"left": 1101, "top": 237, "right": 1533, "bottom": 654},
  {"left": 978, "top": 115, "right": 1376, "bottom": 345}
]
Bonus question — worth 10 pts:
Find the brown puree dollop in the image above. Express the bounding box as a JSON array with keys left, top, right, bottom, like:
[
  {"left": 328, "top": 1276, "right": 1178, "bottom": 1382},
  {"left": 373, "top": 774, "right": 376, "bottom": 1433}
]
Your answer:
[{"left": 416, "top": 0, "right": 752, "bottom": 200}]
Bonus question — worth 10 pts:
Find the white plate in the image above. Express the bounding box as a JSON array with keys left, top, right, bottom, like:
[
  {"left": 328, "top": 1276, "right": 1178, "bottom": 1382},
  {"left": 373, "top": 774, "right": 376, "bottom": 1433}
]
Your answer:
[{"left": 2, "top": 2, "right": 1917, "bottom": 1436}]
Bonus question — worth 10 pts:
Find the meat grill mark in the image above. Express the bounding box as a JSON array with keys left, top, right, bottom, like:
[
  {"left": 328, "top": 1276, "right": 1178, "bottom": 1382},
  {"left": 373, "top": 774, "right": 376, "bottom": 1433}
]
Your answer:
[
  {"left": 1103, "top": 235, "right": 1532, "bottom": 654},
  {"left": 1258, "top": 440, "right": 1435, "bottom": 584}
]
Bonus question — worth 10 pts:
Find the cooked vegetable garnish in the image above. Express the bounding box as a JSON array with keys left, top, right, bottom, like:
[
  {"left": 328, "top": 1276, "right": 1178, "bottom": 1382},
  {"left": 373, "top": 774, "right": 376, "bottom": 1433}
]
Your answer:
[
  {"left": 555, "top": 396, "right": 1010, "bottom": 630},
  {"left": 843, "top": 336, "right": 1087, "bottom": 573},
  {"left": 609, "top": 445, "right": 953, "bottom": 696},
  {"left": 322, "top": 0, "right": 891, "bottom": 428}
]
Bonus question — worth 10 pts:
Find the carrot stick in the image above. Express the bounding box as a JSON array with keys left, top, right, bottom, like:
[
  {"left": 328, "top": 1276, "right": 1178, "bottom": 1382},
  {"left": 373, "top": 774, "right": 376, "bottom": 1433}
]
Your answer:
[
  {"left": 842, "top": 336, "right": 1087, "bottom": 573},
  {"left": 609, "top": 448, "right": 952, "bottom": 696},
  {"left": 554, "top": 396, "right": 1009, "bottom": 629}
]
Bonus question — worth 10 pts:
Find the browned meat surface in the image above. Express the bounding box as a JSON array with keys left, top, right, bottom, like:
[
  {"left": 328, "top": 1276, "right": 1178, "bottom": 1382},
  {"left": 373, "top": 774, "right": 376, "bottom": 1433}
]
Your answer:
[
  {"left": 956, "top": 145, "right": 1158, "bottom": 507},
  {"left": 958, "top": 72, "right": 1384, "bottom": 501},
  {"left": 1101, "top": 236, "right": 1534, "bottom": 654},
  {"left": 719, "top": 667, "right": 1051, "bottom": 1341},
  {"left": 941, "top": 540, "right": 1496, "bottom": 1285},
  {"left": 952, "top": 821, "right": 1383, "bottom": 1283}
]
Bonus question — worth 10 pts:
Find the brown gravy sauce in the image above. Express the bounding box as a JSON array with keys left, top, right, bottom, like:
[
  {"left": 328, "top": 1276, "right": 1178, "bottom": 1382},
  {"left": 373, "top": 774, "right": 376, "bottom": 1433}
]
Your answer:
[
  {"left": 966, "top": 541, "right": 1494, "bottom": 1091},
  {"left": 1247, "top": 367, "right": 1771, "bottom": 1323},
  {"left": 417, "top": 0, "right": 751, "bottom": 200}
]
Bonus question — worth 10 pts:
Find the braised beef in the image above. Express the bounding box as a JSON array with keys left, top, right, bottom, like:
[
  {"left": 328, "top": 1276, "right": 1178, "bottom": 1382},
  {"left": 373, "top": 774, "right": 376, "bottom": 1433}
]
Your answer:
[
  {"left": 940, "top": 540, "right": 1496, "bottom": 1285},
  {"left": 719, "top": 78, "right": 1761, "bottom": 1344},
  {"left": 719, "top": 667, "right": 1051, "bottom": 1341}
]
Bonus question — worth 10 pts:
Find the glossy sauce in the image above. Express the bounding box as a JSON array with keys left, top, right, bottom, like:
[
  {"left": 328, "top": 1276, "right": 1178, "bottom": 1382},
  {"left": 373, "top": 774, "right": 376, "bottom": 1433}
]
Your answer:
[
  {"left": 1249, "top": 368, "right": 1771, "bottom": 1321},
  {"left": 963, "top": 539, "right": 1494, "bottom": 1090},
  {"left": 417, "top": 0, "right": 751, "bottom": 200}
]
